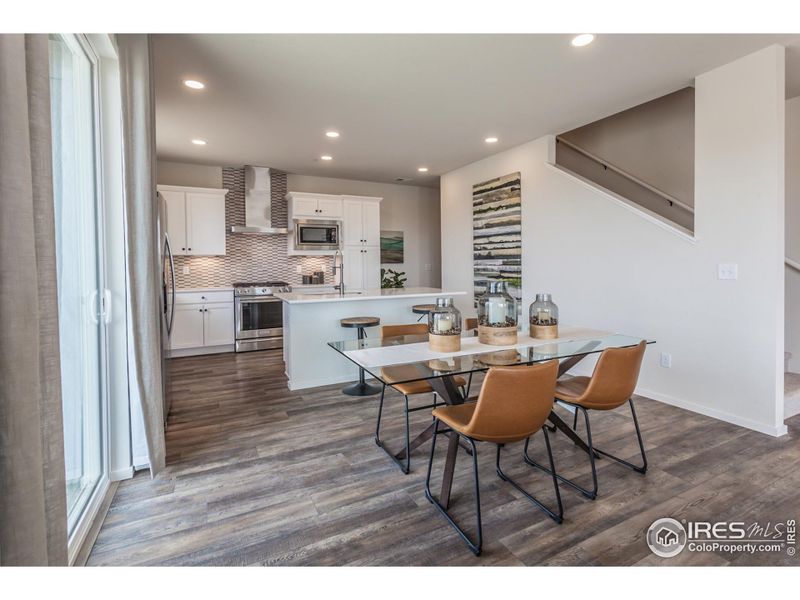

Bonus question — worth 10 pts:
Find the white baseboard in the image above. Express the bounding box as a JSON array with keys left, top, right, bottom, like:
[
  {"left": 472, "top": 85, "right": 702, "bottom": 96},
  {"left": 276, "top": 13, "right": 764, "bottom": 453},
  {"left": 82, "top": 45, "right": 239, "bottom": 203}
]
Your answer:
[
  {"left": 563, "top": 364, "right": 787, "bottom": 437},
  {"left": 110, "top": 466, "right": 134, "bottom": 482},
  {"left": 168, "top": 345, "right": 234, "bottom": 358},
  {"left": 288, "top": 373, "right": 378, "bottom": 391},
  {"left": 636, "top": 386, "right": 788, "bottom": 438}
]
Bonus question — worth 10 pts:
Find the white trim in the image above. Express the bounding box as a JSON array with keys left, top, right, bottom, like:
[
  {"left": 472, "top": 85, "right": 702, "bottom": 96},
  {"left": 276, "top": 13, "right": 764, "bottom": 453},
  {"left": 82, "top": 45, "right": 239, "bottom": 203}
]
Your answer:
[
  {"left": 67, "top": 476, "right": 109, "bottom": 566},
  {"left": 110, "top": 466, "right": 134, "bottom": 481},
  {"left": 565, "top": 363, "right": 788, "bottom": 437},
  {"left": 545, "top": 162, "right": 698, "bottom": 244},
  {"left": 168, "top": 345, "right": 235, "bottom": 358},
  {"left": 637, "top": 386, "right": 788, "bottom": 438},
  {"left": 288, "top": 373, "right": 379, "bottom": 391},
  {"left": 157, "top": 184, "right": 228, "bottom": 195}
]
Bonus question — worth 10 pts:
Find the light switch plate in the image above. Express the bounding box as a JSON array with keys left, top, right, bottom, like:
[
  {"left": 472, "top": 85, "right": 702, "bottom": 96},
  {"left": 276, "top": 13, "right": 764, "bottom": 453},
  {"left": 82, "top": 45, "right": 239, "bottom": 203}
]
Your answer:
[
  {"left": 660, "top": 352, "right": 672, "bottom": 368},
  {"left": 718, "top": 263, "right": 738, "bottom": 280}
]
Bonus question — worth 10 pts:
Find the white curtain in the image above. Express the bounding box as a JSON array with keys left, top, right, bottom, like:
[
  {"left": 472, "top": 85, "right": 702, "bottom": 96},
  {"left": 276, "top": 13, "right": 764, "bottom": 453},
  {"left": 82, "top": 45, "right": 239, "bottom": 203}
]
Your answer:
[
  {"left": 118, "top": 34, "right": 166, "bottom": 475},
  {"left": 0, "top": 33, "right": 69, "bottom": 565}
]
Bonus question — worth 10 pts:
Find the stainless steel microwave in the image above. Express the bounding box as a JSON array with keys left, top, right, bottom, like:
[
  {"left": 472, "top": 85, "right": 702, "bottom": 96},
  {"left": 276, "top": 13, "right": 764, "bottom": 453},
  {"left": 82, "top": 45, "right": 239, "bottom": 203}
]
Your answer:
[{"left": 294, "top": 220, "right": 340, "bottom": 251}]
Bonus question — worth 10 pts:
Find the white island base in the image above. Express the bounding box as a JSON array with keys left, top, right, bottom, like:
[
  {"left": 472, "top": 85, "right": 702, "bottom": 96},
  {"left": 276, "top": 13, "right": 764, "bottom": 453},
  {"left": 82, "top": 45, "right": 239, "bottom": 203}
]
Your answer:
[{"left": 277, "top": 288, "right": 466, "bottom": 390}]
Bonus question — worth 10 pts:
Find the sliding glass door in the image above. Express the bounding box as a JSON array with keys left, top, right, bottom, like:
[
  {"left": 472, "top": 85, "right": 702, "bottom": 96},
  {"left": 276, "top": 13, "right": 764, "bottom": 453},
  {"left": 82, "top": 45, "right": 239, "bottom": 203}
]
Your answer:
[{"left": 48, "top": 34, "right": 108, "bottom": 539}]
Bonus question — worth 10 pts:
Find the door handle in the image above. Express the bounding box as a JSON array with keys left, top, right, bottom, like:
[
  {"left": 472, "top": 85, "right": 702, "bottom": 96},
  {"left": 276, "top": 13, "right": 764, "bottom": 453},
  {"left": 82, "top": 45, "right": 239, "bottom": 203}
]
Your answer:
[
  {"left": 88, "top": 289, "right": 100, "bottom": 324},
  {"left": 102, "top": 288, "right": 112, "bottom": 324}
]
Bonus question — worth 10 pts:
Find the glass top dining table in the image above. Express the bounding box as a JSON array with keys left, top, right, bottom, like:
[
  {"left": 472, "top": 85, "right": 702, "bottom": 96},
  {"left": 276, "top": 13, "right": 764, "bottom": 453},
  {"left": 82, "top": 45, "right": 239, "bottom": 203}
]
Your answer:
[
  {"left": 328, "top": 325, "right": 653, "bottom": 508},
  {"left": 328, "top": 325, "right": 649, "bottom": 386}
]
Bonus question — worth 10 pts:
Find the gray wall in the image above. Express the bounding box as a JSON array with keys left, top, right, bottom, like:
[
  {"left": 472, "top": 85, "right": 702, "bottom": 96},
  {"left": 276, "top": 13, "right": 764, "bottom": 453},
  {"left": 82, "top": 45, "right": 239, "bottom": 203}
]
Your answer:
[
  {"left": 560, "top": 87, "right": 695, "bottom": 208},
  {"left": 785, "top": 96, "right": 800, "bottom": 372},
  {"left": 157, "top": 160, "right": 222, "bottom": 188}
]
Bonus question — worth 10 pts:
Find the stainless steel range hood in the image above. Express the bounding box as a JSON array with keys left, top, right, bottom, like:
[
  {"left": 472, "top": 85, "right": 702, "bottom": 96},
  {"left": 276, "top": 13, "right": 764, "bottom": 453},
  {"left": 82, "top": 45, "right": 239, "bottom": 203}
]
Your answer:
[{"left": 230, "top": 165, "right": 288, "bottom": 234}]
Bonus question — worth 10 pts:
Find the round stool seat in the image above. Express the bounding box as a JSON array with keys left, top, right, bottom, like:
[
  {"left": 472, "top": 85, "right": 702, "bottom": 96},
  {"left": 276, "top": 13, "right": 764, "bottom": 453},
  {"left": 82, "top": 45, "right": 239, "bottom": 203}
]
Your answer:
[
  {"left": 411, "top": 304, "right": 436, "bottom": 315},
  {"left": 340, "top": 316, "right": 380, "bottom": 328}
]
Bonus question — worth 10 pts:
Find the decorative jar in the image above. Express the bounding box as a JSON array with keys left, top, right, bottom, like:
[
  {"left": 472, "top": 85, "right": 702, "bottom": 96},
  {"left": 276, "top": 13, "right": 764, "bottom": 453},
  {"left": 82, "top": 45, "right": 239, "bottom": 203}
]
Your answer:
[
  {"left": 529, "top": 293, "right": 559, "bottom": 339},
  {"left": 476, "top": 281, "right": 518, "bottom": 346},
  {"left": 428, "top": 297, "right": 462, "bottom": 352}
]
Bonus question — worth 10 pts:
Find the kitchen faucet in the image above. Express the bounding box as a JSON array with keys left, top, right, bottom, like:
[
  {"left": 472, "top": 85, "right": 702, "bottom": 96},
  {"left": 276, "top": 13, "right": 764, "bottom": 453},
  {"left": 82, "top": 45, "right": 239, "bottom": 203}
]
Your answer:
[{"left": 332, "top": 249, "right": 345, "bottom": 296}]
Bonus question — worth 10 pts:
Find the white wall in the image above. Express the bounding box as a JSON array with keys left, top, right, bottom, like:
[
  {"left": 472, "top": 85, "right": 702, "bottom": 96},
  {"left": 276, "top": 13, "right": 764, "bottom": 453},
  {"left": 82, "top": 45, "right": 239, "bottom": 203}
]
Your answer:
[
  {"left": 287, "top": 174, "right": 441, "bottom": 287},
  {"left": 441, "top": 46, "right": 786, "bottom": 436},
  {"left": 785, "top": 97, "right": 800, "bottom": 372}
]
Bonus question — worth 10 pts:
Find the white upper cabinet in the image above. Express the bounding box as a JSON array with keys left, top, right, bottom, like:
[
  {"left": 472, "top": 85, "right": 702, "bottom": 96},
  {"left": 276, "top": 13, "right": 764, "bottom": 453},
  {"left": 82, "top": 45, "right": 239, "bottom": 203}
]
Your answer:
[
  {"left": 159, "top": 185, "right": 228, "bottom": 256},
  {"left": 162, "top": 189, "right": 187, "bottom": 253},
  {"left": 361, "top": 200, "right": 381, "bottom": 247},
  {"left": 288, "top": 192, "right": 343, "bottom": 219},
  {"left": 342, "top": 196, "right": 381, "bottom": 246}
]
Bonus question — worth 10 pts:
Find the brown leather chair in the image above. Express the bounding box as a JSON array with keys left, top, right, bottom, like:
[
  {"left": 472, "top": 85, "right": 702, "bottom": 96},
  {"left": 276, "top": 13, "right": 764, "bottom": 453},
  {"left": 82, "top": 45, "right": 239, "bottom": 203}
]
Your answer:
[
  {"left": 425, "top": 361, "right": 562, "bottom": 556},
  {"left": 531, "top": 340, "right": 648, "bottom": 500},
  {"left": 376, "top": 323, "right": 468, "bottom": 473}
]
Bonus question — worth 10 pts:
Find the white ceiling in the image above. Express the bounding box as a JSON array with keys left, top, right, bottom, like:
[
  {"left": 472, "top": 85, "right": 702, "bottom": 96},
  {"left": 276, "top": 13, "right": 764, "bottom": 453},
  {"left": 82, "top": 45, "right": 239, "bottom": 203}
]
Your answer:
[{"left": 153, "top": 34, "right": 800, "bottom": 187}]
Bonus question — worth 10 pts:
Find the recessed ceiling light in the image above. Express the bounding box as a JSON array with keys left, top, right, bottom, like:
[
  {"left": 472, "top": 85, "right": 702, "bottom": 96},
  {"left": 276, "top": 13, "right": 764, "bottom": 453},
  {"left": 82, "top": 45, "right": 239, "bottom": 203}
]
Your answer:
[
  {"left": 183, "top": 79, "right": 205, "bottom": 89},
  {"left": 571, "top": 34, "right": 595, "bottom": 47},
  {"left": 325, "top": 131, "right": 340, "bottom": 138},
  {"left": 191, "top": 139, "right": 207, "bottom": 145},
  {"left": 485, "top": 137, "right": 498, "bottom": 144},
  {"left": 320, "top": 155, "right": 333, "bottom": 161},
  {"left": 417, "top": 167, "right": 429, "bottom": 173}
]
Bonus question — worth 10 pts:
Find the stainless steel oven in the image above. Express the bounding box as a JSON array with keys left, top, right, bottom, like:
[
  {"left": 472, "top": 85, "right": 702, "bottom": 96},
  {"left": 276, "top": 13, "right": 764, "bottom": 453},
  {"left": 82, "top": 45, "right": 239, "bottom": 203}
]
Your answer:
[
  {"left": 233, "top": 282, "right": 289, "bottom": 352},
  {"left": 294, "top": 220, "right": 340, "bottom": 251}
]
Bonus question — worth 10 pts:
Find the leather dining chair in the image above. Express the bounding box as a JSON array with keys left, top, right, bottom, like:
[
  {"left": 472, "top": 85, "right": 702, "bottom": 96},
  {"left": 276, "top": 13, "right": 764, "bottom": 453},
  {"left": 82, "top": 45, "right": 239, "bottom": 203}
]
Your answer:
[
  {"left": 425, "top": 361, "right": 562, "bottom": 556},
  {"left": 376, "top": 323, "right": 468, "bottom": 474},
  {"left": 526, "top": 340, "right": 648, "bottom": 500}
]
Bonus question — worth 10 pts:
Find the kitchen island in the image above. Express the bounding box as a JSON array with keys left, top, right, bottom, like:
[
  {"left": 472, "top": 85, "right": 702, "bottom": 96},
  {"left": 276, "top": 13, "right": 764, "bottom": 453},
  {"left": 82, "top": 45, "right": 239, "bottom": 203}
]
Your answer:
[{"left": 276, "top": 287, "right": 467, "bottom": 390}]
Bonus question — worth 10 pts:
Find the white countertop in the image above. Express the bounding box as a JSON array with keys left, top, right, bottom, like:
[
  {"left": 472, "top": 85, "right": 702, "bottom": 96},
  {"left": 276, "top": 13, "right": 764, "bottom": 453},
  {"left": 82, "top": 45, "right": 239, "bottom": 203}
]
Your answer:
[
  {"left": 176, "top": 286, "right": 234, "bottom": 293},
  {"left": 275, "top": 287, "right": 467, "bottom": 304}
]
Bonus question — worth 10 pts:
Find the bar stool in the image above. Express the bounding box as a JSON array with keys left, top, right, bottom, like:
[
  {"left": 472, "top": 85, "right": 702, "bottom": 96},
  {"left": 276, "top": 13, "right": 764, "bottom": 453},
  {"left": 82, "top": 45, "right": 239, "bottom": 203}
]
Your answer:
[
  {"left": 425, "top": 361, "right": 563, "bottom": 555},
  {"left": 412, "top": 303, "right": 436, "bottom": 322},
  {"left": 340, "top": 316, "right": 382, "bottom": 396}
]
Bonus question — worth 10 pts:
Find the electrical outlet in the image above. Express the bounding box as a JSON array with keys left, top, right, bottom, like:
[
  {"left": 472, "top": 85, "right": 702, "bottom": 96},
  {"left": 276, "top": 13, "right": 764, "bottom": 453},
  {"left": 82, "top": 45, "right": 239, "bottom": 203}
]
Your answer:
[
  {"left": 296, "top": 265, "right": 303, "bottom": 274},
  {"left": 660, "top": 352, "right": 672, "bottom": 368},
  {"left": 718, "top": 263, "right": 738, "bottom": 280},
  {"left": 182, "top": 266, "right": 190, "bottom": 275}
]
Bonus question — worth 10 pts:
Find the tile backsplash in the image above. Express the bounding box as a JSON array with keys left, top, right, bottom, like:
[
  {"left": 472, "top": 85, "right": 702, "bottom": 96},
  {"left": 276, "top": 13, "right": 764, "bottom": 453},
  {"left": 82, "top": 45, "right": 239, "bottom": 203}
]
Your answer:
[{"left": 173, "top": 167, "right": 334, "bottom": 289}]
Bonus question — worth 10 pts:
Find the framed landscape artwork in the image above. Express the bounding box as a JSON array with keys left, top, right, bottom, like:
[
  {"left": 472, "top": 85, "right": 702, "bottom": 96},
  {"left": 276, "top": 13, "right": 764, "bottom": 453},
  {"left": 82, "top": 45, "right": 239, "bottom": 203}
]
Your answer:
[
  {"left": 472, "top": 172, "right": 522, "bottom": 302},
  {"left": 380, "top": 230, "right": 404, "bottom": 263}
]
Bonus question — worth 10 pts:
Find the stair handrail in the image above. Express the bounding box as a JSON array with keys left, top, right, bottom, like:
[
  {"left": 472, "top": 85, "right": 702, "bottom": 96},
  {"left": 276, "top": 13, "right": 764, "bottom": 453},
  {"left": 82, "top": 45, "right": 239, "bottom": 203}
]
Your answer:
[
  {"left": 786, "top": 257, "right": 800, "bottom": 273},
  {"left": 556, "top": 136, "right": 695, "bottom": 215}
]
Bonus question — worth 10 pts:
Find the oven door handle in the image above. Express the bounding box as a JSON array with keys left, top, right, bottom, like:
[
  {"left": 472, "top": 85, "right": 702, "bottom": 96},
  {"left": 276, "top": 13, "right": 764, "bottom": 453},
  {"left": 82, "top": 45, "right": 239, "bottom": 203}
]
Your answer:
[{"left": 236, "top": 296, "right": 283, "bottom": 303}]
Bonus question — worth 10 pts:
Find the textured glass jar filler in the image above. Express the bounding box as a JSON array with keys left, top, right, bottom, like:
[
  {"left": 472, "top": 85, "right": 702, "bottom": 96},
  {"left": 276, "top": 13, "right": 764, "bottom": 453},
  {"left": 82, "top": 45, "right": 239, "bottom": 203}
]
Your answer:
[
  {"left": 529, "top": 293, "right": 559, "bottom": 339},
  {"left": 428, "top": 297, "right": 462, "bottom": 352},
  {"left": 476, "top": 281, "right": 518, "bottom": 346}
]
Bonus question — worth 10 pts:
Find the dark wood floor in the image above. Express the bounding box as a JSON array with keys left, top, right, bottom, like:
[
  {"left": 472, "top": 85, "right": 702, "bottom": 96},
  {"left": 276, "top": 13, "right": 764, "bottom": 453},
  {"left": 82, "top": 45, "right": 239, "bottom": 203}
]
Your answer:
[{"left": 88, "top": 350, "right": 800, "bottom": 566}]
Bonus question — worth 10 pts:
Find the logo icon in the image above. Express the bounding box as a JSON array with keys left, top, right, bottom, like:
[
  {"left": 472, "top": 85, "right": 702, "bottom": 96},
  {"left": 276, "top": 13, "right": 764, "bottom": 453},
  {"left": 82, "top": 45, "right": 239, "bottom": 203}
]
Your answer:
[{"left": 647, "top": 518, "right": 687, "bottom": 558}]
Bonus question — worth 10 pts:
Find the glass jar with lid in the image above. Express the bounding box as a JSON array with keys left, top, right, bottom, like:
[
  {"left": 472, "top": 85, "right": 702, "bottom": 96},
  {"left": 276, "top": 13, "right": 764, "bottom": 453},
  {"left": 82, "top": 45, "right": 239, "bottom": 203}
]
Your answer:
[
  {"left": 476, "top": 281, "right": 518, "bottom": 346},
  {"left": 529, "top": 293, "right": 559, "bottom": 339},
  {"left": 428, "top": 297, "right": 462, "bottom": 352}
]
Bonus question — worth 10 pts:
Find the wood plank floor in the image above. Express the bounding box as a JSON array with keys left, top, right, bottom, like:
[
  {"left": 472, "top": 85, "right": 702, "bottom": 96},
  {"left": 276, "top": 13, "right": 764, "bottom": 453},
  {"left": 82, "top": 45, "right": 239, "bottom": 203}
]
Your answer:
[{"left": 88, "top": 350, "right": 800, "bottom": 566}]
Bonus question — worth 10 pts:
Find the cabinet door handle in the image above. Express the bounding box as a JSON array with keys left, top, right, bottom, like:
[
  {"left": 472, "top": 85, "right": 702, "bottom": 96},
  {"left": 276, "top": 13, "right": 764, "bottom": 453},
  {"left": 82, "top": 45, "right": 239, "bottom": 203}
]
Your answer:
[
  {"left": 188, "top": 247, "right": 192, "bottom": 251},
  {"left": 198, "top": 309, "right": 203, "bottom": 313},
  {"left": 182, "top": 247, "right": 186, "bottom": 251}
]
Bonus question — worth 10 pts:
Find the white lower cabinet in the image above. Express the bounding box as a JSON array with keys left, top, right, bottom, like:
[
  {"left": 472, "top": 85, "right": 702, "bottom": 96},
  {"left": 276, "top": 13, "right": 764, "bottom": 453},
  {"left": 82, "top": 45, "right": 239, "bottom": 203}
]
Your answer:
[
  {"left": 342, "top": 245, "right": 381, "bottom": 290},
  {"left": 170, "top": 291, "right": 234, "bottom": 355},
  {"left": 171, "top": 304, "right": 206, "bottom": 350},
  {"left": 203, "top": 303, "right": 235, "bottom": 347}
]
